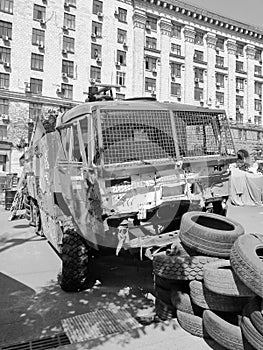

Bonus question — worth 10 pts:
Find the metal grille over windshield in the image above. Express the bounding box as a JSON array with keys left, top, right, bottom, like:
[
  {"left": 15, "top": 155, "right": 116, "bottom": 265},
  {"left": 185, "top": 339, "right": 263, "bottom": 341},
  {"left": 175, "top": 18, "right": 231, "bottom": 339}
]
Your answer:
[
  {"left": 100, "top": 110, "right": 176, "bottom": 165},
  {"left": 173, "top": 111, "right": 234, "bottom": 158}
]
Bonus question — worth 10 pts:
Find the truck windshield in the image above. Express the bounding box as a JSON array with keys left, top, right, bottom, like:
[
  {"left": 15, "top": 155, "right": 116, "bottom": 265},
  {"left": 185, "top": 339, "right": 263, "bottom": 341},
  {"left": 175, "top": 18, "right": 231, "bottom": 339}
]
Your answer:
[{"left": 99, "top": 110, "right": 177, "bottom": 165}]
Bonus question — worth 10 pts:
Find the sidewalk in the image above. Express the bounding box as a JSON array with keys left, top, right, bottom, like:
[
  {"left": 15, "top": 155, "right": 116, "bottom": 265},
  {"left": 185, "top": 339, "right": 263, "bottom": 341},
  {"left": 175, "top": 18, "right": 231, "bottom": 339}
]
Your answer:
[{"left": 0, "top": 204, "right": 259, "bottom": 350}]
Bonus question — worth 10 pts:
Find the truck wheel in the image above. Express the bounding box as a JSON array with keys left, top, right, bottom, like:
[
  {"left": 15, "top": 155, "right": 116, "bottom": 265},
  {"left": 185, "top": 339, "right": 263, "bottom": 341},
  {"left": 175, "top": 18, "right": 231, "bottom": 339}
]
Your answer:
[{"left": 60, "top": 229, "right": 90, "bottom": 292}]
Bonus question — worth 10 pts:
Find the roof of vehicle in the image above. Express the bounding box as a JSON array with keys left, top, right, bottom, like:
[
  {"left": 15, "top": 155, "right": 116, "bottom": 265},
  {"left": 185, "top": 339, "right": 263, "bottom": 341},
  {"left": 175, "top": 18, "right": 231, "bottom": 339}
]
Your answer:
[{"left": 59, "top": 99, "right": 226, "bottom": 126}]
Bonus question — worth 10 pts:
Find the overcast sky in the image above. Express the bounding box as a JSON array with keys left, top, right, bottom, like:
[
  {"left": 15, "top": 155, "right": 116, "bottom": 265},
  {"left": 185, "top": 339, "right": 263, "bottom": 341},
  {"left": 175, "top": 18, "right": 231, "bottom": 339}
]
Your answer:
[{"left": 185, "top": 0, "right": 263, "bottom": 28}]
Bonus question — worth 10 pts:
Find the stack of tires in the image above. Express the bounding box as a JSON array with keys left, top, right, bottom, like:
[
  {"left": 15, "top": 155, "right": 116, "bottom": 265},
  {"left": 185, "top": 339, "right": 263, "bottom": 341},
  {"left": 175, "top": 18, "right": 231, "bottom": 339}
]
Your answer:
[{"left": 152, "top": 211, "right": 263, "bottom": 349}]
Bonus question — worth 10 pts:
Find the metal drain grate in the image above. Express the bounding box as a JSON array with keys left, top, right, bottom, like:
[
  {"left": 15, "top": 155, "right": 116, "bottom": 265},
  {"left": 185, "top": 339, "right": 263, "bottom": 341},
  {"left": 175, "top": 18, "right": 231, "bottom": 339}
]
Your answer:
[
  {"left": 0, "top": 333, "right": 70, "bottom": 350},
  {"left": 61, "top": 307, "right": 142, "bottom": 343}
]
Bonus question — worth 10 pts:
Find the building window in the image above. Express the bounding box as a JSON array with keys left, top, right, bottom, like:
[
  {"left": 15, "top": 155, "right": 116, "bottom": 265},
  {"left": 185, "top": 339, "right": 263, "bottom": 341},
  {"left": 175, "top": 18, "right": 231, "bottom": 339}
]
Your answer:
[
  {"left": 62, "top": 60, "right": 74, "bottom": 77},
  {"left": 29, "top": 102, "right": 42, "bottom": 121},
  {"left": 216, "top": 92, "right": 224, "bottom": 105},
  {"left": 194, "top": 32, "right": 204, "bottom": 45},
  {"left": 145, "top": 56, "right": 156, "bottom": 71},
  {"left": 0, "top": 98, "right": 8, "bottom": 115},
  {"left": 33, "top": 4, "right": 46, "bottom": 21},
  {"left": 171, "top": 44, "right": 181, "bottom": 56},
  {"left": 145, "top": 36, "right": 156, "bottom": 50},
  {"left": 216, "top": 37, "right": 224, "bottom": 50},
  {"left": 171, "top": 63, "right": 181, "bottom": 78},
  {"left": 30, "top": 78, "right": 42, "bottom": 94},
  {"left": 0, "top": 46, "right": 10, "bottom": 64},
  {"left": 171, "top": 82, "right": 181, "bottom": 96},
  {"left": 0, "top": 124, "right": 7, "bottom": 141},
  {"left": 91, "top": 43, "right": 101, "bottom": 59},
  {"left": 63, "top": 36, "right": 75, "bottom": 53},
  {"left": 255, "top": 117, "right": 262, "bottom": 126},
  {"left": 32, "top": 29, "right": 45, "bottom": 46},
  {"left": 90, "top": 65, "right": 101, "bottom": 82},
  {"left": 216, "top": 56, "right": 224, "bottom": 67},
  {"left": 236, "top": 95, "right": 244, "bottom": 108},
  {"left": 255, "top": 99, "right": 262, "bottom": 111},
  {"left": 31, "top": 53, "right": 44, "bottom": 71},
  {"left": 194, "top": 50, "right": 204, "bottom": 62},
  {"left": 0, "top": 20, "right": 12, "bottom": 39},
  {"left": 0, "top": 73, "right": 9, "bottom": 89},
  {"left": 236, "top": 78, "right": 244, "bottom": 91},
  {"left": 236, "top": 61, "right": 244, "bottom": 73},
  {"left": 255, "top": 49, "right": 262, "bottom": 61},
  {"left": 116, "top": 93, "right": 125, "bottom": 100},
  {"left": 118, "top": 8, "right": 127, "bottom": 22},
  {"left": 64, "top": 13, "right": 75, "bottom": 30},
  {"left": 0, "top": 0, "right": 13, "bottom": 14},
  {"left": 92, "top": 0, "right": 103, "bottom": 14},
  {"left": 146, "top": 17, "right": 157, "bottom": 31},
  {"left": 92, "top": 21, "right": 102, "bottom": 37},
  {"left": 116, "top": 71, "right": 126, "bottom": 86},
  {"left": 117, "top": 50, "right": 126, "bottom": 65},
  {"left": 194, "top": 86, "right": 203, "bottom": 101},
  {"left": 236, "top": 113, "right": 243, "bottom": 124},
  {"left": 255, "top": 65, "right": 262, "bottom": 76},
  {"left": 194, "top": 68, "right": 204, "bottom": 83},
  {"left": 171, "top": 24, "right": 181, "bottom": 38},
  {"left": 243, "top": 130, "right": 247, "bottom": 141},
  {"left": 117, "top": 29, "right": 127, "bottom": 44},
  {"left": 255, "top": 81, "right": 262, "bottom": 95},
  {"left": 236, "top": 43, "right": 244, "bottom": 56},
  {"left": 145, "top": 77, "right": 156, "bottom": 92},
  {"left": 61, "top": 83, "right": 73, "bottom": 99}
]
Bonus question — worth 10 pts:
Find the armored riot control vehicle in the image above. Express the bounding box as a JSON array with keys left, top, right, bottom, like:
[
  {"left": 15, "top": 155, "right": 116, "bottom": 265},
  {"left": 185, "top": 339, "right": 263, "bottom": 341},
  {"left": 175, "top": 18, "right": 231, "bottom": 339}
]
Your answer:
[{"left": 23, "top": 93, "right": 236, "bottom": 291}]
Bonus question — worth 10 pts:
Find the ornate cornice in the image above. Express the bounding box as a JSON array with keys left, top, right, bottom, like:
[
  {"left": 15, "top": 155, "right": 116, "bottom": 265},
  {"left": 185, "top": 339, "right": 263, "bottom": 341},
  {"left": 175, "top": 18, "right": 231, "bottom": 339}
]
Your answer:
[
  {"left": 246, "top": 45, "right": 256, "bottom": 59},
  {"left": 160, "top": 19, "right": 172, "bottom": 36},
  {"left": 138, "top": 0, "right": 263, "bottom": 41},
  {"left": 226, "top": 39, "right": 237, "bottom": 55},
  {"left": 133, "top": 10, "right": 147, "bottom": 29},
  {"left": 184, "top": 26, "right": 195, "bottom": 43},
  {"left": 206, "top": 33, "right": 217, "bottom": 49}
]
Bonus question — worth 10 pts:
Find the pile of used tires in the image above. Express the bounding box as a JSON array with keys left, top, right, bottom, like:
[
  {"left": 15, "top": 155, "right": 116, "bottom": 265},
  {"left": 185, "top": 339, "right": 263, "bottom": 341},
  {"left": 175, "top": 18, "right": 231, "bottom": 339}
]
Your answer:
[{"left": 152, "top": 211, "right": 263, "bottom": 350}]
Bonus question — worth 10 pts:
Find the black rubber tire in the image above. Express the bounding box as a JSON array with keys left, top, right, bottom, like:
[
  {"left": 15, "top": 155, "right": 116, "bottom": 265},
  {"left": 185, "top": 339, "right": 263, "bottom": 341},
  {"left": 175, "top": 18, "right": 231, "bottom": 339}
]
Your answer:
[
  {"left": 243, "top": 297, "right": 263, "bottom": 336},
  {"left": 241, "top": 316, "right": 263, "bottom": 350},
  {"left": 203, "top": 260, "right": 255, "bottom": 297},
  {"left": 60, "top": 229, "right": 90, "bottom": 292},
  {"left": 154, "top": 285, "right": 172, "bottom": 306},
  {"left": 171, "top": 289, "right": 203, "bottom": 316},
  {"left": 179, "top": 211, "right": 244, "bottom": 257},
  {"left": 153, "top": 251, "right": 219, "bottom": 281},
  {"left": 203, "top": 310, "right": 252, "bottom": 350},
  {"left": 155, "top": 298, "right": 176, "bottom": 321},
  {"left": 190, "top": 280, "right": 252, "bottom": 313},
  {"left": 153, "top": 275, "right": 178, "bottom": 290},
  {"left": 176, "top": 310, "right": 208, "bottom": 338},
  {"left": 230, "top": 234, "right": 263, "bottom": 298}
]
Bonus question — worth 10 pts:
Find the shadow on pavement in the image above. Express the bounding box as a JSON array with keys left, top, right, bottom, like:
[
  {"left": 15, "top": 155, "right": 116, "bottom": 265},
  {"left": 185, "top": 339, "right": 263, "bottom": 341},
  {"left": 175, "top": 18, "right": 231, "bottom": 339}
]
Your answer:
[
  {"left": 0, "top": 252, "right": 176, "bottom": 348},
  {"left": 0, "top": 235, "right": 45, "bottom": 253}
]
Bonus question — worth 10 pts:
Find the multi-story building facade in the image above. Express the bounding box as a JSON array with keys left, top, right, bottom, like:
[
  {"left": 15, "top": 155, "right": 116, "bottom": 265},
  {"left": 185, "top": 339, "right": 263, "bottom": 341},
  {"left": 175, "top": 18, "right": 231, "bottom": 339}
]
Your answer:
[{"left": 1, "top": 0, "right": 263, "bottom": 172}]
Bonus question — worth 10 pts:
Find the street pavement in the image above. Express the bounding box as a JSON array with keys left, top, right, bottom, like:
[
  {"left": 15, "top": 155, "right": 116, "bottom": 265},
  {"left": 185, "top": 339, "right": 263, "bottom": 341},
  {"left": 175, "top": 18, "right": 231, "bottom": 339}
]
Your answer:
[{"left": 0, "top": 203, "right": 262, "bottom": 350}]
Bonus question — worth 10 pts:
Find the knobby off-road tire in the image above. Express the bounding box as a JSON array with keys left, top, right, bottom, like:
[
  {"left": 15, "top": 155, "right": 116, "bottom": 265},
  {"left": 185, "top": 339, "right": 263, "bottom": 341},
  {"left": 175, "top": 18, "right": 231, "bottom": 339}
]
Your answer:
[
  {"left": 60, "top": 229, "right": 90, "bottom": 292},
  {"left": 241, "top": 316, "right": 263, "bottom": 350},
  {"left": 203, "top": 310, "right": 253, "bottom": 350},
  {"left": 203, "top": 260, "right": 255, "bottom": 297},
  {"left": 230, "top": 233, "right": 263, "bottom": 298},
  {"left": 176, "top": 310, "right": 208, "bottom": 338},
  {"left": 243, "top": 297, "right": 263, "bottom": 336},
  {"left": 153, "top": 250, "right": 219, "bottom": 281},
  {"left": 190, "top": 281, "right": 252, "bottom": 313},
  {"left": 179, "top": 211, "right": 244, "bottom": 258}
]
